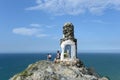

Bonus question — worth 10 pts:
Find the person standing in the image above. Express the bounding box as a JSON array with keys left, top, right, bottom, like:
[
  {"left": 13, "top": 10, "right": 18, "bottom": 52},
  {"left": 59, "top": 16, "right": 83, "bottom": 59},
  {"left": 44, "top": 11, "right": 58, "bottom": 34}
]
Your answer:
[
  {"left": 56, "top": 50, "right": 61, "bottom": 59},
  {"left": 47, "top": 53, "right": 52, "bottom": 61}
]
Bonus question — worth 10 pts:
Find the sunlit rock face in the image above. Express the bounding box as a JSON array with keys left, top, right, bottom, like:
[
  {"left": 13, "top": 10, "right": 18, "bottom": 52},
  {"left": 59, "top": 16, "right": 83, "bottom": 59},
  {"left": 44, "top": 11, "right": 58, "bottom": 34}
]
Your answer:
[
  {"left": 10, "top": 61, "right": 109, "bottom": 80},
  {"left": 60, "top": 22, "right": 77, "bottom": 61}
]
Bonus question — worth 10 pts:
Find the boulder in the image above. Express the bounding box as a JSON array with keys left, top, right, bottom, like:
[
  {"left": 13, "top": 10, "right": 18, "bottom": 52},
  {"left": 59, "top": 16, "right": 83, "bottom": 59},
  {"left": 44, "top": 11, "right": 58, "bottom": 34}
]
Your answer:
[{"left": 10, "top": 60, "right": 109, "bottom": 80}]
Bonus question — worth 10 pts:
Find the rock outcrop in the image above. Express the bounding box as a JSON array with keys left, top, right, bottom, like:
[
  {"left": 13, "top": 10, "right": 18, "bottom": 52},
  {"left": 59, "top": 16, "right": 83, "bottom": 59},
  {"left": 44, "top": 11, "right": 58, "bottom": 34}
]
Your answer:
[{"left": 10, "top": 60, "right": 109, "bottom": 80}]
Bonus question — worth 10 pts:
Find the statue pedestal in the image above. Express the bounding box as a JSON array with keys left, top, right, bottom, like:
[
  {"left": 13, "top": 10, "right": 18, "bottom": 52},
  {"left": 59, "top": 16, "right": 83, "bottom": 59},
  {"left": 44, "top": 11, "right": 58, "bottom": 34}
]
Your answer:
[
  {"left": 61, "top": 40, "right": 77, "bottom": 61},
  {"left": 54, "top": 58, "right": 84, "bottom": 67}
]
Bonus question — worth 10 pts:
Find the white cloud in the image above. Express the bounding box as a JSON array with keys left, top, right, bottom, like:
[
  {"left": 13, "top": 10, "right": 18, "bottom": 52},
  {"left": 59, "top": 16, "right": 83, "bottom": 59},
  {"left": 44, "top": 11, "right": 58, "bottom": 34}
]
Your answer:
[
  {"left": 91, "top": 20, "right": 109, "bottom": 24},
  {"left": 30, "top": 23, "right": 41, "bottom": 27},
  {"left": 36, "top": 34, "right": 48, "bottom": 37},
  {"left": 12, "top": 24, "right": 58, "bottom": 38},
  {"left": 45, "top": 25, "right": 57, "bottom": 28},
  {"left": 12, "top": 26, "right": 48, "bottom": 38},
  {"left": 13, "top": 27, "right": 41, "bottom": 36},
  {"left": 82, "top": 19, "right": 110, "bottom": 24},
  {"left": 26, "top": 0, "right": 120, "bottom": 15},
  {"left": 30, "top": 23, "right": 56, "bottom": 28}
]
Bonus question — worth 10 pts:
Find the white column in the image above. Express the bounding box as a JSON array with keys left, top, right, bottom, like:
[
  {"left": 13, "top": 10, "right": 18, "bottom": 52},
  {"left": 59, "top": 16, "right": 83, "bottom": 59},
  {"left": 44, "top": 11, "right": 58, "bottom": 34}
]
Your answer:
[
  {"left": 71, "top": 44, "right": 76, "bottom": 59},
  {"left": 61, "top": 44, "right": 65, "bottom": 60}
]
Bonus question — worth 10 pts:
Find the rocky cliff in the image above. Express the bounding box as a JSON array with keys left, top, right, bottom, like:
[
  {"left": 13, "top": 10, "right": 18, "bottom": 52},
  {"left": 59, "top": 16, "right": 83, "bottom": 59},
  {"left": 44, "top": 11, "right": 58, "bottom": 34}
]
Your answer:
[{"left": 10, "top": 60, "right": 109, "bottom": 80}]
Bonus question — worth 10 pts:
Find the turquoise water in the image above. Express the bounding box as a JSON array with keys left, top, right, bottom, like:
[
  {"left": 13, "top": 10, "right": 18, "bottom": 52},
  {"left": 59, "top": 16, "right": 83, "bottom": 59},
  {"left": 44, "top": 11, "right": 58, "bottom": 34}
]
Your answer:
[{"left": 0, "top": 53, "right": 120, "bottom": 80}]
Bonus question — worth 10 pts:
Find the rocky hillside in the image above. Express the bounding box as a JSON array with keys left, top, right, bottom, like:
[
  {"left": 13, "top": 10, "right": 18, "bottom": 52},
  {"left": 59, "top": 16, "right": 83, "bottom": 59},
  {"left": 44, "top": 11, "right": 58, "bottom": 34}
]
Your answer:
[{"left": 10, "top": 60, "right": 109, "bottom": 80}]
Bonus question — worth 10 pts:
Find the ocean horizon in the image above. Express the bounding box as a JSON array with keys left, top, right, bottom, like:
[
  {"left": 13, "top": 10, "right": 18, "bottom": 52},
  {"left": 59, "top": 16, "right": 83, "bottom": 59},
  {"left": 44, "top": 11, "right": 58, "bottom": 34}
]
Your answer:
[{"left": 0, "top": 53, "right": 120, "bottom": 80}]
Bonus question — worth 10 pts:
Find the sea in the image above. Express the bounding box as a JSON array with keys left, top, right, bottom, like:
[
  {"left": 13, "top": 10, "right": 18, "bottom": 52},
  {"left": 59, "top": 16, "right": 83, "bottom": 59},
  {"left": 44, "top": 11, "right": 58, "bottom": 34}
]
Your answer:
[{"left": 0, "top": 53, "right": 120, "bottom": 80}]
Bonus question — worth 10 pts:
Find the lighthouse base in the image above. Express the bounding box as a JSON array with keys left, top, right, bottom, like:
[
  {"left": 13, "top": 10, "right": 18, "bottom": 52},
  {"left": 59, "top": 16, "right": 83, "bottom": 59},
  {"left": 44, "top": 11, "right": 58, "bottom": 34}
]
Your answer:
[{"left": 54, "top": 58, "right": 84, "bottom": 67}]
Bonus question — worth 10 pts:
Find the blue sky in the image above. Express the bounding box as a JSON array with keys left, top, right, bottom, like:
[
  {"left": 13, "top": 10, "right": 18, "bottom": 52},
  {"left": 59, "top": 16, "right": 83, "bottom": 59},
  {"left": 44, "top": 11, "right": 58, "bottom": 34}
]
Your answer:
[{"left": 0, "top": 0, "right": 120, "bottom": 53}]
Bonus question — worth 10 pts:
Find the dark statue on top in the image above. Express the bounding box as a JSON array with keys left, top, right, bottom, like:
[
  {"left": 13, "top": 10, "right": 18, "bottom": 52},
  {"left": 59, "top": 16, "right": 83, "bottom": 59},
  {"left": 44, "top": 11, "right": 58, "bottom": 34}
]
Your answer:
[
  {"left": 60, "top": 22, "right": 77, "bottom": 44},
  {"left": 63, "top": 23, "right": 74, "bottom": 39}
]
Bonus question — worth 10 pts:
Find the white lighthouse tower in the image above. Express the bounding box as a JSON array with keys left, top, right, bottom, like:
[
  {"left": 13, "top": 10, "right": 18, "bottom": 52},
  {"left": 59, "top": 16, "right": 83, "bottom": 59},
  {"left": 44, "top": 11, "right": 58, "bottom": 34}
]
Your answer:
[{"left": 60, "top": 22, "right": 77, "bottom": 61}]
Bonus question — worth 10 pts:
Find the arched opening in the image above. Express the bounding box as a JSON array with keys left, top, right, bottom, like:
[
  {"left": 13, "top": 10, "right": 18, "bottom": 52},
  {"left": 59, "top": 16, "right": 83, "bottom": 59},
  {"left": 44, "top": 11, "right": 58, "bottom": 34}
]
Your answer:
[{"left": 64, "top": 45, "right": 71, "bottom": 58}]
